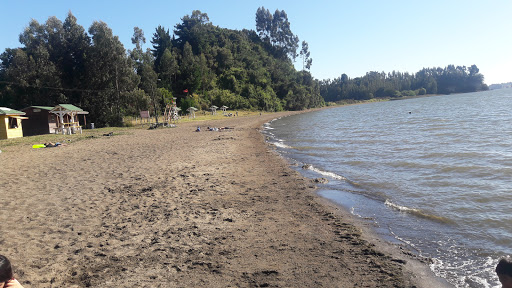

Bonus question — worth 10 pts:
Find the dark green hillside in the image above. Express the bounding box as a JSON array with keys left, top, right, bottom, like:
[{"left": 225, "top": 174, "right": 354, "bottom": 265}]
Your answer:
[{"left": 0, "top": 9, "right": 323, "bottom": 127}]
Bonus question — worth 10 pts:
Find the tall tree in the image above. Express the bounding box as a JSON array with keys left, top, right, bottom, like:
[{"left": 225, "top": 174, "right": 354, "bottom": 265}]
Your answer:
[
  {"left": 300, "top": 40, "right": 312, "bottom": 71},
  {"left": 174, "top": 10, "right": 211, "bottom": 50},
  {"left": 158, "top": 48, "right": 179, "bottom": 91},
  {"left": 130, "top": 26, "right": 146, "bottom": 71},
  {"left": 86, "top": 21, "right": 138, "bottom": 126},
  {"left": 179, "top": 42, "right": 200, "bottom": 94},
  {"left": 151, "top": 25, "right": 172, "bottom": 71},
  {"left": 140, "top": 63, "right": 160, "bottom": 122},
  {"left": 61, "top": 12, "right": 90, "bottom": 104},
  {"left": 255, "top": 7, "right": 299, "bottom": 60},
  {"left": 255, "top": 7, "right": 273, "bottom": 42}
]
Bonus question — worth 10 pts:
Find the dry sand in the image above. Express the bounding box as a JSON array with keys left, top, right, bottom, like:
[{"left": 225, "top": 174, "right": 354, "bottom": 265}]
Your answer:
[{"left": 0, "top": 111, "right": 451, "bottom": 287}]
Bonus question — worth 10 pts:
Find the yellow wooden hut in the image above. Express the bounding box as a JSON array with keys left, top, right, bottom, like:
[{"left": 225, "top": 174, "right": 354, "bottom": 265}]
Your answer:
[{"left": 0, "top": 107, "right": 28, "bottom": 140}]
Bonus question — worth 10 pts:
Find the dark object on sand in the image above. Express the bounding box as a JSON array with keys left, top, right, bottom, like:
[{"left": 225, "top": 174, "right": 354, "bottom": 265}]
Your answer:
[
  {"left": 313, "top": 178, "right": 329, "bottom": 184},
  {"left": 103, "top": 132, "right": 113, "bottom": 137},
  {"left": 302, "top": 164, "right": 311, "bottom": 170}
]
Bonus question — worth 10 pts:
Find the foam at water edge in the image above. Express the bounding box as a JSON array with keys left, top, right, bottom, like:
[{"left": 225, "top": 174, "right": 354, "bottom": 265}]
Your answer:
[
  {"left": 303, "top": 164, "right": 348, "bottom": 181},
  {"left": 263, "top": 122, "right": 274, "bottom": 129},
  {"left": 429, "top": 256, "right": 499, "bottom": 288},
  {"left": 384, "top": 199, "right": 452, "bottom": 224},
  {"left": 273, "top": 142, "right": 292, "bottom": 149}
]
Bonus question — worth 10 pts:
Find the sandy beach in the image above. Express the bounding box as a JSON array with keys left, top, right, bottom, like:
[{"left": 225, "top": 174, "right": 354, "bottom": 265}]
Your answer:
[{"left": 0, "top": 112, "right": 450, "bottom": 287}]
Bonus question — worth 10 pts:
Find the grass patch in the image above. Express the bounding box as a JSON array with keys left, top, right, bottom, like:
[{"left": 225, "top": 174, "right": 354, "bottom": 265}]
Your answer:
[
  {"left": 0, "top": 126, "right": 134, "bottom": 150},
  {"left": 0, "top": 110, "right": 266, "bottom": 150}
]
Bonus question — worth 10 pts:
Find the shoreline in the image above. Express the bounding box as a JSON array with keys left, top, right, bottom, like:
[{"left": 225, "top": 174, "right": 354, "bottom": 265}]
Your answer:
[
  {"left": 0, "top": 111, "right": 450, "bottom": 287},
  {"left": 262, "top": 111, "right": 453, "bottom": 287}
]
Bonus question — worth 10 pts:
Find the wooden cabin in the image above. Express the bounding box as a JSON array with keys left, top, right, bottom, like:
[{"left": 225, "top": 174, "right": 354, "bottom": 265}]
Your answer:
[
  {"left": 21, "top": 106, "right": 57, "bottom": 136},
  {"left": 0, "top": 107, "right": 28, "bottom": 140}
]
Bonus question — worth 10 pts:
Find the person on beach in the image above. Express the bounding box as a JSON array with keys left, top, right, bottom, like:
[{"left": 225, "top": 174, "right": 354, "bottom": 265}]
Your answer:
[
  {"left": 0, "top": 255, "right": 24, "bottom": 288},
  {"left": 496, "top": 257, "right": 512, "bottom": 288}
]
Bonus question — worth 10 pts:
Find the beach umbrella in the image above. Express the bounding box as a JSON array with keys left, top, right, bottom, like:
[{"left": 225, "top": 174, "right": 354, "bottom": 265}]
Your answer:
[
  {"left": 187, "top": 107, "right": 198, "bottom": 118},
  {"left": 209, "top": 105, "right": 218, "bottom": 115}
]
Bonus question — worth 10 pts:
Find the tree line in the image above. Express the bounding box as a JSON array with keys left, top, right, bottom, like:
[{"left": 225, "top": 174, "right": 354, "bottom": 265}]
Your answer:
[
  {"left": 0, "top": 8, "right": 323, "bottom": 127},
  {"left": 0, "top": 8, "right": 488, "bottom": 127},
  {"left": 320, "top": 65, "right": 488, "bottom": 103}
]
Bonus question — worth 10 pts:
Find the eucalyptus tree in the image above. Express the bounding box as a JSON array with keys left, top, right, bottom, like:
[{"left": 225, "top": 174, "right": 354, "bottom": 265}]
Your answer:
[
  {"left": 300, "top": 40, "right": 312, "bottom": 71},
  {"left": 130, "top": 26, "right": 146, "bottom": 72},
  {"left": 86, "top": 21, "right": 139, "bottom": 126},
  {"left": 179, "top": 42, "right": 200, "bottom": 94},
  {"left": 10, "top": 18, "right": 63, "bottom": 106},
  {"left": 158, "top": 48, "right": 178, "bottom": 91},
  {"left": 255, "top": 7, "right": 299, "bottom": 60},
  {"left": 61, "top": 12, "right": 90, "bottom": 105},
  {"left": 139, "top": 63, "right": 160, "bottom": 123}
]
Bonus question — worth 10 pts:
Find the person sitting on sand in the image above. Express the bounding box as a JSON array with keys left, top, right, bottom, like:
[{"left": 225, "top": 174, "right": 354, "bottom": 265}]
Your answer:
[
  {"left": 196, "top": 126, "right": 201, "bottom": 132},
  {"left": 0, "top": 255, "right": 24, "bottom": 288},
  {"left": 496, "top": 257, "right": 512, "bottom": 288}
]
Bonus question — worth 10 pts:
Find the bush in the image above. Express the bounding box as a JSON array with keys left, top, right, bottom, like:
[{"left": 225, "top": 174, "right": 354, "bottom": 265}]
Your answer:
[
  {"left": 374, "top": 87, "right": 398, "bottom": 98},
  {"left": 401, "top": 90, "right": 416, "bottom": 97},
  {"left": 180, "top": 96, "right": 197, "bottom": 112}
]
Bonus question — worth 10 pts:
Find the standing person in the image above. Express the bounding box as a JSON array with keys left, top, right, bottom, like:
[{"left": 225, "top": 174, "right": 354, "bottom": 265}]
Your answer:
[
  {"left": 0, "top": 255, "right": 24, "bottom": 288},
  {"left": 496, "top": 257, "right": 512, "bottom": 288}
]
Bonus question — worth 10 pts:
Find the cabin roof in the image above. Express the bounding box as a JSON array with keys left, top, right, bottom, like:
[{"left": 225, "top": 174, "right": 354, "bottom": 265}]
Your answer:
[
  {"left": 22, "top": 106, "right": 54, "bottom": 111},
  {"left": 51, "top": 104, "right": 89, "bottom": 114},
  {"left": 53, "top": 104, "right": 84, "bottom": 111},
  {"left": 0, "top": 107, "right": 26, "bottom": 115}
]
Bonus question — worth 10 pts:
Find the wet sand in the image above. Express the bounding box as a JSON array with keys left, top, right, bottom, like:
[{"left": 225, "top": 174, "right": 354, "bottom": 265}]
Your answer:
[{"left": 0, "top": 111, "right": 451, "bottom": 287}]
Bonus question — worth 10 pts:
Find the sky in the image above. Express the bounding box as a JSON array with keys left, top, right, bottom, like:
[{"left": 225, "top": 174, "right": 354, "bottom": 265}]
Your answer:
[{"left": 1, "top": 0, "right": 511, "bottom": 85}]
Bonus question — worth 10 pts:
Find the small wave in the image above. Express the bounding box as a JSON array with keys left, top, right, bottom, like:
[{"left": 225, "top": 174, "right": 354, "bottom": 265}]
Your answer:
[
  {"left": 263, "top": 122, "right": 275, "bottom": 130},
  {"left": 302, "top": 164, "right": 347, "bottom": 181},
  {"left": 273, "top": 142, "right": 292, "bottom": 149},
  {"left": 385, "top": 200, "right": 453, "bottom": 224},
  {"left": 267, "top": 117, "right": 282, "bottom": 124}
]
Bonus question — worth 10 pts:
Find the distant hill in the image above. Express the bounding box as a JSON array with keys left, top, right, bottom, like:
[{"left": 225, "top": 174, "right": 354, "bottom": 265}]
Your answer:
[{"left": 489, "top": 82, "right": 512, "bottom": 90}]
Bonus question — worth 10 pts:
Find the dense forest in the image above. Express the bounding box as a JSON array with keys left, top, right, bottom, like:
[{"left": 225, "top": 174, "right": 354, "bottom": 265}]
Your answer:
[
  {"left": 0, "top": 9, "right": 322, "bottom": 126},
  {"left": 320, "top": 65, "right": 488, "bottom": 103},
  {"left": 0, "top": 8, "right": 488, "bottom": 127}
]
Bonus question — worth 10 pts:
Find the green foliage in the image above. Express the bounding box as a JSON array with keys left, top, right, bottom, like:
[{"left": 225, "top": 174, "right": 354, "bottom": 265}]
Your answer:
[
  {"left": 401, "top": 90, "right": 416, "bottom": 97},
  {"left": 300, "top": 40, "right": 312, "bottom": 71},
  {"left": 209, "top": 88, "right": 250, "bottom": 109},
  {"left": 320, "top": 65, "right": 487, "bottom": 102},
  {"left": 0, "top": 8, "right": 325, "bottom": 128},
  {"left": 180, "top": 95, "right": 197, "bottom": 112},
  {"left": 159, "top": 87, "right": 173, "bottom": 105},
  {"left": 151, "top": 25, "right": 172, "bottom": 71},
  {"left": 255, "top": 7, "right": 299, "bottom": 60},
  {"left": 124, "top": 88, "right": 150, "bottom": 116}
]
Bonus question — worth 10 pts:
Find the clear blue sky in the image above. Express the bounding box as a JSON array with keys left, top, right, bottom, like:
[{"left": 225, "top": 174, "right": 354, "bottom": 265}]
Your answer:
[{"left": 1, "top": 0, "right": 511, "bottom": 84}]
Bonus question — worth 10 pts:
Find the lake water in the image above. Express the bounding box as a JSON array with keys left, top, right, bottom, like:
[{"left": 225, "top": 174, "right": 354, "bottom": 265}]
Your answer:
[{"left": 264, "top": 90, "right": 512, "bottom": 288}]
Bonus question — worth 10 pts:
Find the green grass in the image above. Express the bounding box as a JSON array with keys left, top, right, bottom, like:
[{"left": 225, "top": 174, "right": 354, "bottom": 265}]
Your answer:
[
  {"left": 0, "top": 126, "right": 133, "bottom": 150},
  {"left": 0, "top": 110, "right": 265, "bottom": 151}
]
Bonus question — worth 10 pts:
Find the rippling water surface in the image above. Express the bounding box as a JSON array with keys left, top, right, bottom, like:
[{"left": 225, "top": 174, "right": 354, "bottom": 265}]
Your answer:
[{"left": 265, "top": 90, "right": 512, "bottom": 288}]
